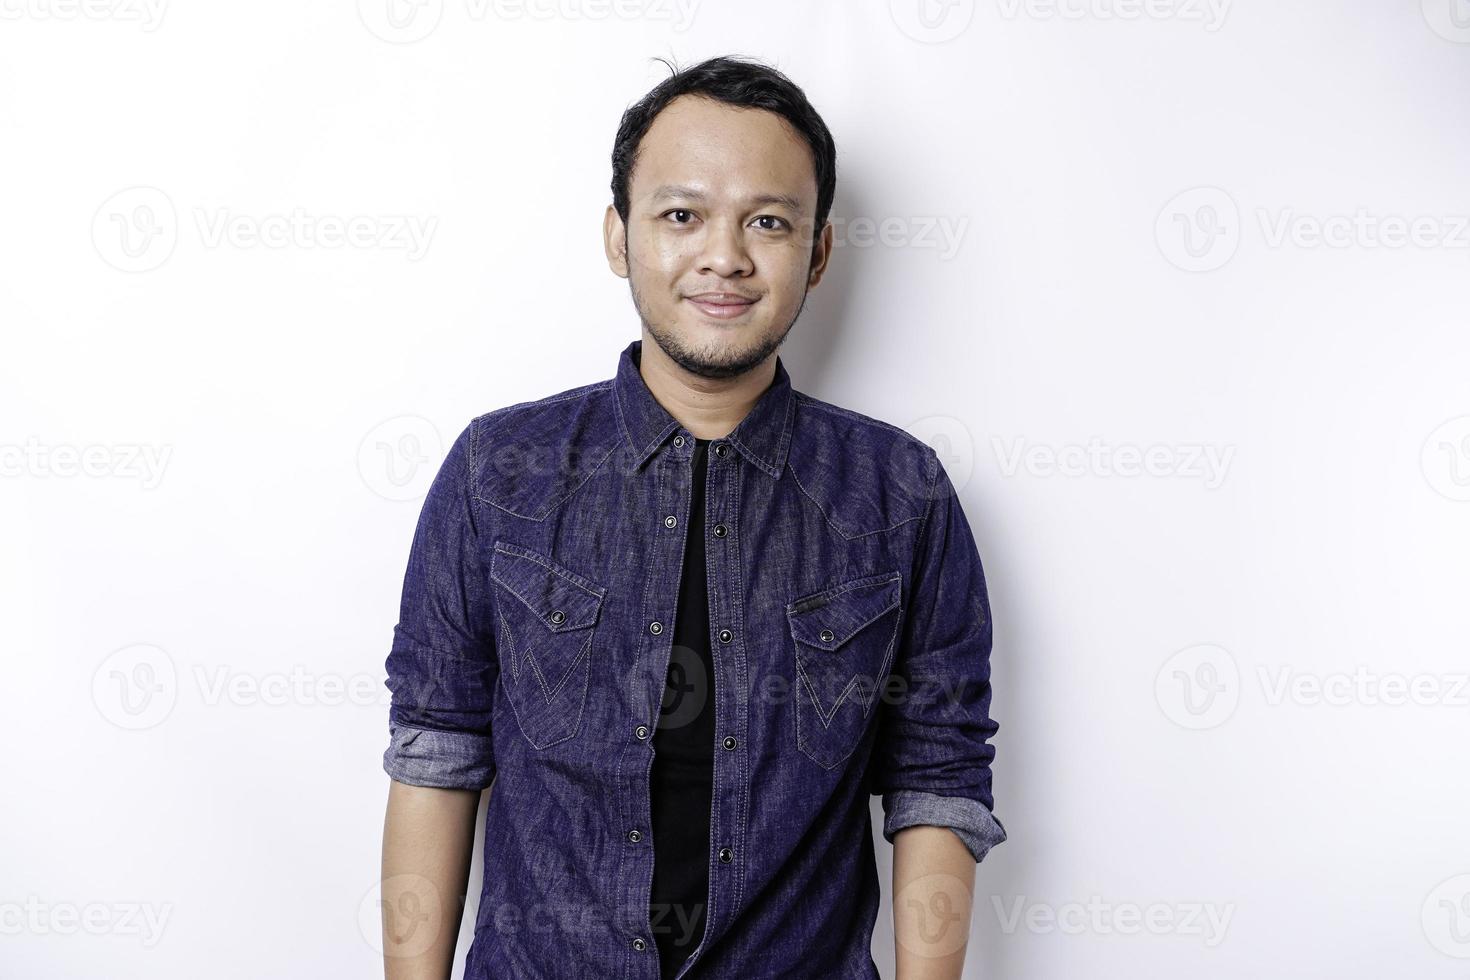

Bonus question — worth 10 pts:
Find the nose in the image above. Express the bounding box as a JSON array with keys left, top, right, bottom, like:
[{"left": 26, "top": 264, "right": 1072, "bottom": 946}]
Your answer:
[{"left": 695, "top": 216, "right": 754, "bottom": 280}]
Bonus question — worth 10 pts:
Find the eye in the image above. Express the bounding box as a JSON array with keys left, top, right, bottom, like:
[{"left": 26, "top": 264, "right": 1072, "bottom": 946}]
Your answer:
[
  {"left": 752, "top": 215, "right": 789, "bottom": 232},
  {"left": 663, "top": 209, "right": 697, "bottom": 225}
]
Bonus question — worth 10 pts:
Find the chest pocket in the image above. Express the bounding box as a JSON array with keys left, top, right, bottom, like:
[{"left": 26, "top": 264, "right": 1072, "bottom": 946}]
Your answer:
[
  {"left": 490, "top": 541, "right": 607, "bottom": 750},
  {"left": 787, "top": 570, "right": 903, "bottom": 769}
]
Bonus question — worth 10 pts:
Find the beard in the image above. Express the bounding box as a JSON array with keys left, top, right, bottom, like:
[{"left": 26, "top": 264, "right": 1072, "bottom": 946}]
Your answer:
[{"left": 628, "top": 270, "right": 808, "bottom": 381}]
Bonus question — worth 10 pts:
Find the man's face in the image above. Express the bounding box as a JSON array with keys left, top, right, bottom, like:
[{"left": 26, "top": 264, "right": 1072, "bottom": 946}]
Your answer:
[{"left": 605, "top": 94, "right": 831, "bottom": 380}]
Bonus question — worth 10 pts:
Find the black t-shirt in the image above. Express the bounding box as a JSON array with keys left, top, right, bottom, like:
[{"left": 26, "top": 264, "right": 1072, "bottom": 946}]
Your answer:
[{"left": 648, "top": 436, "right": 715, "bottom": 978}]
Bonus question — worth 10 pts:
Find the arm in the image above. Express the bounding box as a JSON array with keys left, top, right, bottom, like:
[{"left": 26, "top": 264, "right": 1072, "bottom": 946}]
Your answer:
[
  {"left": 892, "top": 825, "right": 976, "bottom": 980},
  {"left": 381, "top": 781, "right": 480, "bottom": 978},
  {"left": 870, "top": 446, "right": 1007, "bottom": 976},
  {"left": 378, "top": 420, "right": 500, "bottom": 978}
]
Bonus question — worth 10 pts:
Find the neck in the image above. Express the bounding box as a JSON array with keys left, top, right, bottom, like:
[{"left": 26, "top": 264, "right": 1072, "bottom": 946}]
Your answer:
[{"left": 636, "top": 329, "right": 776, "bottom": 441}]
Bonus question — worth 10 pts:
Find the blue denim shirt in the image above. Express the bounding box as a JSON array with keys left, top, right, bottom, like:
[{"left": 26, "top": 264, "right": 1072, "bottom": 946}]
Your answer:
[{"left": 383, "top": 339, "right": 1006, "bottom": 979}]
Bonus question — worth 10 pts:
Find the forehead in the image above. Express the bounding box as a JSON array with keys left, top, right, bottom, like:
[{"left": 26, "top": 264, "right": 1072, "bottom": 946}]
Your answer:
[{"left": 630, "top": 94, "right": 817, "bottom": 209}]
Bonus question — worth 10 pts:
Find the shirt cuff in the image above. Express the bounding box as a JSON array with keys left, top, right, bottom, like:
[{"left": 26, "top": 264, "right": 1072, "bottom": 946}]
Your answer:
[
  {"left": 880, "top": 789, "right": 1007, "bottom": 863},
  {"left": 383, "top": 723, "right": 495, "bottom": 790}
]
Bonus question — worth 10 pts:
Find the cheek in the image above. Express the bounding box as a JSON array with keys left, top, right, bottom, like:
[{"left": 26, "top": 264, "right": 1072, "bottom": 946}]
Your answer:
[
  {"left": 631, "top": 227, "right": 691, "bottom": 281},
  {"left": 761, "top": 249, "right": 813, "bottom": 299}
]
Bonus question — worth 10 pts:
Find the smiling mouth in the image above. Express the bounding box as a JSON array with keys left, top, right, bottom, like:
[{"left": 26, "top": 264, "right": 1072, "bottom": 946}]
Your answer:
[{"left": 685, "top": 295, "right": 759, "bottom": 320}]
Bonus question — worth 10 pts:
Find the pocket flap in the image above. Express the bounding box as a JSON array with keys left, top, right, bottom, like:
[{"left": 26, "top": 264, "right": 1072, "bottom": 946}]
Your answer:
[
  {"left": 490, "top": 541, "right": 605, "bottom": 633},
  {"left": 786, "top": 571, "right": 902, "bottom": 652}
]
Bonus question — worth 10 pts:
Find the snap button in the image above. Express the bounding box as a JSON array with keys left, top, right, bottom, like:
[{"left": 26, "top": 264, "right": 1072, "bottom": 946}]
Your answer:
[
  {"left": 650, "top": 621, "right": 663, "bottom": 635},
  {"left": 722, "top": 735, "right": 737, "bottom": 750},
  {"left": 819, "top": 628, "right": 834, "bottom": 642},
  {"left": 549, "top": 609, "right": 566, "bottom": 626},
  {"left": 673, "top": 435, "right": 686, "bottom": 448},
  {"left": 718, "top": 847, "right": 733, "bottom": 863},
  {"left": 712, "top": 523, "right": 727, "bottom": 538},
  {"left": 635, "top": 725, "right": 650, "bottom": 739},
  {"left": 718, "top": 628, "right": 732, "bottom": 643},
  {"left": 632, "top": 937, "right": 647, "bottom": 952},
  {"left": 627, "top": 829, "right": 642, "bottom": 843},
  {"left": 714, "top": 443, "right": 729, "bottom": 458},
  {"left": 664, "top": 515, "right": 677, "bottom": 528}
]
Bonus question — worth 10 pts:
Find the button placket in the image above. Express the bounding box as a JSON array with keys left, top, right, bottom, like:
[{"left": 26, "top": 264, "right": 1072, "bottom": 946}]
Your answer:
[
  {"left": 697, "top": 433, "right": 747, "bottom": 953},
  {"left": 627, "top": 444, "right": 695, "bottom": 974}
]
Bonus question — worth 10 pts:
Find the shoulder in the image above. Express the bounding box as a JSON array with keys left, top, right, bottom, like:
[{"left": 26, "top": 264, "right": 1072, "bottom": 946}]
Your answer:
[
  {"left": 788, "top": 390, "right": 940, "bottom": 538},
  {"left": 461, "top": 379, "right": 622, "bottom": 521},
  {"left": 468, "top": 378, "right": 614, "bottom": 445}
]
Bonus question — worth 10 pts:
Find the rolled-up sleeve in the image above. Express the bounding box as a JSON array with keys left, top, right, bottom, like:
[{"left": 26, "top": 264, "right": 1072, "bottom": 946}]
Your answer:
[
  {"left": 869, "top": 448, "right": 1006, "bottom": 863},
  {"left": 382, "top": 420, "right": 499, "bottom": 791}
]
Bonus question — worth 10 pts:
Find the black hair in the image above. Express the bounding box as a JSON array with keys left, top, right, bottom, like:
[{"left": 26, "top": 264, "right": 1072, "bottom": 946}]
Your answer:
[{"left": 610, "top": 55, "right": 838, "bottom": 254}]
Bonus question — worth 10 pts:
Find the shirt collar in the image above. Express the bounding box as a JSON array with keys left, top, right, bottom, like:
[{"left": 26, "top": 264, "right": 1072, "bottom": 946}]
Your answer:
[{"left": 612, "top": 338, "right": 795, "bottom": 480}]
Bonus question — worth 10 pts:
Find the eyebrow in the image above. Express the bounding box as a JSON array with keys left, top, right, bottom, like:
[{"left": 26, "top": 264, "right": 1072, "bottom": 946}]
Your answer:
[{"left": 649, "top": 184, "right": 805, "bottom": 214}]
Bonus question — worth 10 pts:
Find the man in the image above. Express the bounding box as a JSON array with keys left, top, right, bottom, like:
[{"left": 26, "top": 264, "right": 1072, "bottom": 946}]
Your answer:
[{"left": 380, "top": 55, "right": 1005, "bottom": 980}]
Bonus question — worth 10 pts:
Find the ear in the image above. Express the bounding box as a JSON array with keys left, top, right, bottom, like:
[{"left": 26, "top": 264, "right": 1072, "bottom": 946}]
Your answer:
[
  {"left": 603, "top": 205, "right": 629, "bottom": 279},
  {"left": 806, "top": 220, "right": 834, "bottom": 288}
]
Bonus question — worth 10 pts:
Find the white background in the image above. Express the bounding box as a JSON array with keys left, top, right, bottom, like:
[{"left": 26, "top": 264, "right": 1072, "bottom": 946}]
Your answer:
[{"left": 3, "top": 1, "right": 1469, "bottom": 977}]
